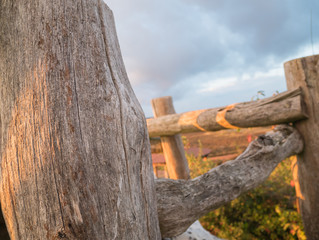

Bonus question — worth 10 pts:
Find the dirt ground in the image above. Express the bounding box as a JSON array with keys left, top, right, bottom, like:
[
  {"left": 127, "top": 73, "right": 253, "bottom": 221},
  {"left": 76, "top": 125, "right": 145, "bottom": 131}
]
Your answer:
[{"left": 182, "top": 126, "right": 272, "bottom": 157}]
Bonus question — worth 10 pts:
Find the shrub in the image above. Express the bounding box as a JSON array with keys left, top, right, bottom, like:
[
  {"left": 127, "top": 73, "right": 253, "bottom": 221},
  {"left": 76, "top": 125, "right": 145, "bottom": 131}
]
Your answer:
[
  {"left": 184, "top": 139, "right": 217, "bottom": 178},
  {"left": 185, "top": 146, "right": 306, "bottom": 240}
]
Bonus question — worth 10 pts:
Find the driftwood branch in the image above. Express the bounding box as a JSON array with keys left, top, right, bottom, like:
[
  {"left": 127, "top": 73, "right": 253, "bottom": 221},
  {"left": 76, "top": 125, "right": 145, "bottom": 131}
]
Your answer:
[
  {"left": 156, "top": 125, "right": 303, "bottom": 237},
  {"left": 147, "top": 88, "right": 307, "bottom": 137}
]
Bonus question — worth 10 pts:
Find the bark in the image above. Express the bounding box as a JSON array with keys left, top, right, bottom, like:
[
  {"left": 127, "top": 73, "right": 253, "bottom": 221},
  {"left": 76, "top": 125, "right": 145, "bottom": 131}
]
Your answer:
[
  {"left": 0, "top": 1, "right": 160, "bottom": 239},
  {"left": 156, "top": 125, "right": 303, "bottom": 237},
  {"left": 147, "top": 88, "right": 307, "bottom": 137},
  {"left": 284, "top": 54, "right": 319, "bottom": 240},
  {"left": 152, "top": 97, "right": 190, "bottom": 180}
]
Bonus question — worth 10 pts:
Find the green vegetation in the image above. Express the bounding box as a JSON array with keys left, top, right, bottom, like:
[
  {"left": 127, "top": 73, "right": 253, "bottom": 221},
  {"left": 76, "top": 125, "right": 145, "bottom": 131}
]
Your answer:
[
  {"left": 185, "top": 147, "right": 306, "bottom": 240},
  {"left": 251, "top": 90, "right": 266, "bottom": 101},
  {"left": 184, "top": 138, "right": 217, "bottom": 178}
]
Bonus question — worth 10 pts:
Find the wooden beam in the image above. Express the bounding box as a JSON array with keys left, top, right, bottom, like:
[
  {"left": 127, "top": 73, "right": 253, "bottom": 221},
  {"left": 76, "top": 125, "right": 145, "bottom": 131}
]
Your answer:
[
  {"left": 284, "top": 54, "right": 319, "bottom": 240},
  {"left": 156, "top": 125, "right": 303, "bottom": 237},
  {"left": 152, "top": 97, "right": 190, "bottom": 180},
  {"left": 147, "top": 88, "right": 307, "bottom": 137}
]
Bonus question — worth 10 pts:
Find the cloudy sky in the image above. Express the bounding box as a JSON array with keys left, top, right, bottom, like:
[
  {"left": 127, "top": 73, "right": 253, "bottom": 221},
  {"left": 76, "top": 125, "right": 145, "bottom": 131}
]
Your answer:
[{"left": 105, "top": 0, "right": 318, "bottom": 117}]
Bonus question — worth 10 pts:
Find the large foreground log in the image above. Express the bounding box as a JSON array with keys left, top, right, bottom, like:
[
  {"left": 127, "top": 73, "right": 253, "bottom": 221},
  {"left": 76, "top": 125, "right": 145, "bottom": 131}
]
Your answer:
[
  {"left": 156, "top": 125, "right": 303, "bottom": 237},
  {"left": 285, "top": 54, "right": 319, "bottom": 240},
  {"left": 0, "top": 1, "right": 160, "bottom": 239},
  {"left": 147, "top": 88, "right": 306, "bottom": 137}
]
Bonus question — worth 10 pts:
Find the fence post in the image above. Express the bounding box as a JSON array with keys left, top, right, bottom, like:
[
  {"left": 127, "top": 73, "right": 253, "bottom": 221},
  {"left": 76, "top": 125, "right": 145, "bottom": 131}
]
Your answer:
[
  {"left": 284, "top": 54, "right": 319, "bottom": 240},
  {"left": 151, "top": 96, "right": 190, "bottom": 180}
]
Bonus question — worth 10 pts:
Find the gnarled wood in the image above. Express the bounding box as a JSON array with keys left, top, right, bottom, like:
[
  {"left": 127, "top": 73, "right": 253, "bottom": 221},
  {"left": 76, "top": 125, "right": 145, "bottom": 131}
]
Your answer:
[
  {"left": 0, "top": 1, "right": 160, "bottom": 239},
  {"left": 147, "top": 88, "right": 307, "bottom": 137},
  {"left": 285, "top": 54, "right": 319, "bottom": 240},
  {"left": 152, "top": 97, "right": 190, "bottom": 180},
  {"left": 156, "top": 125, "right": 303, "bottom": 237}
]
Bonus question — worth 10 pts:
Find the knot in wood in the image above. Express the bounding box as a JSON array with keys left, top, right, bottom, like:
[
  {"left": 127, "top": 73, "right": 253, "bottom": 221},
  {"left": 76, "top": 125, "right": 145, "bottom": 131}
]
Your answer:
[
  {"left": 58, "top": 230, "right": 67, "bottom": 239},
  {"left": 257, "top": 135, "right": 274, "bottom": 146}
]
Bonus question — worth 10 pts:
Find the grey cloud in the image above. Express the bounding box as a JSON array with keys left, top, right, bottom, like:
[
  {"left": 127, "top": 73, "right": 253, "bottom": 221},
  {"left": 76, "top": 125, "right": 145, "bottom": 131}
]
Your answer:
[
  {"left": 188, "top": 0, "right": 318, "bottom": 60},
  {"left": 105, "top": 0, "right": 318, "bottom": 116}
]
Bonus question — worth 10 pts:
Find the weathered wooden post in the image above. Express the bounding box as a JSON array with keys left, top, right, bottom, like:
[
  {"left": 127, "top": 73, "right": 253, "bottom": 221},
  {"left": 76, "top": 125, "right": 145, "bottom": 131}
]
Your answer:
[
  {"left": 284, "top": 54, "right": 319, "bottom": 240},
  {"left": 0, "top": 1, "right": 160, "bottom": 239},
  {"left": 151, "top": 97, "right": 222, "bottom": 240},
  {"left": 151, "top": 97, "right": 190, "bottom": 179}
]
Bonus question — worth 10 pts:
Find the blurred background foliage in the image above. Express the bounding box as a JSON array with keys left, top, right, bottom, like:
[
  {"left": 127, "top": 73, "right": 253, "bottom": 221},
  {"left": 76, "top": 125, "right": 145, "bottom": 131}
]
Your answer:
[{"left": 185, "top": 139, "right": 306, "bottom": 240}]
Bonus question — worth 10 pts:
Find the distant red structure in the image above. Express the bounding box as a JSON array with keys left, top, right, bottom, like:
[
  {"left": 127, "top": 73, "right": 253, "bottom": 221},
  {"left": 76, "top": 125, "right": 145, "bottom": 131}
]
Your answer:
[{"left": 152, "top": 147, "right": 211, "bottom": 178}]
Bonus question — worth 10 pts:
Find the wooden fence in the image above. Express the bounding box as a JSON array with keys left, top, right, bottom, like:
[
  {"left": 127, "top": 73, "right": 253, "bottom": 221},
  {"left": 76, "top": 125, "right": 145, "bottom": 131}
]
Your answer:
[{"left": 148, "top": 55, "right": 319, "bottom": 240}]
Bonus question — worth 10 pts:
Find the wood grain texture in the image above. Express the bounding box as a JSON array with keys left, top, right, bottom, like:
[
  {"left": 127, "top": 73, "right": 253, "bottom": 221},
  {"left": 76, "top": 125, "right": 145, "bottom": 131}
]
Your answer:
[
  {"left": 0, "top": 1, "right": 160, "bottom": 239},
  {"left": 285, "top": 54, "right": 319, "bottom": 240},
  {"left": 147, "top": 88, "right": 307, "bottom": 137},
  {"left": 151, "top": 97, "right": 190, "bottom": 180},
  {"left": 156, "top": 125, "right": 303, "bottom": 237}
]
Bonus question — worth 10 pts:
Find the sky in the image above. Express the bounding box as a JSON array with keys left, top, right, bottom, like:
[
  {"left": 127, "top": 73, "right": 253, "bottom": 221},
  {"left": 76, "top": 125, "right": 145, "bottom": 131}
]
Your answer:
[{"left": 105, "top": 0, "right": 319, "bottom": 117}]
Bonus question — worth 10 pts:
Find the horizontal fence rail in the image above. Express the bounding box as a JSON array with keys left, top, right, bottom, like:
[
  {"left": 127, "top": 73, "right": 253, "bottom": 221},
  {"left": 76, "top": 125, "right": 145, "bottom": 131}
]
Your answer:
[{"left": 147, "top": 88, "right": 307, "bottom": 137}]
